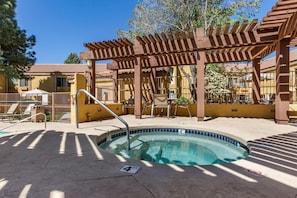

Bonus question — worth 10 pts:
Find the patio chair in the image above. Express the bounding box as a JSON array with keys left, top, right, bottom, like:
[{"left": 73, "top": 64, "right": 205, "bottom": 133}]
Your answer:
[
  {"left": 121, "top": 96, "right": 134, "bottom": 113},
  {"left": 151, "top": 94, "right": 171, "bottom": 119},
  {"left": 174, "top": 104, "right": 192, "bottom": 118},
  {"left": 142, "top": 95, "right": 153, "bottom": 115},
  {"left": 174, "top": 97, "right": 192, "bottom": 118},
  {"left": 0, "top": 103, "right": 20, "bottom": 120}
]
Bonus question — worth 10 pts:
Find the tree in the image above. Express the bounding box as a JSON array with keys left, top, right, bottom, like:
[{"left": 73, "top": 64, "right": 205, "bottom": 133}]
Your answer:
[
  {"left": 117, "top": 0, "right": 262, "bottom": 99},
  {"left": 64, "top": 52, "right": 81, "bottom": 64},
  {"left": 117, "top": 0, "right": 171, "bottom": 39},
  {"left": 0, "top": 0, "right": 36, "bottom": 79},
  {"left": 204, "top": 64, "right": 230, "bottom": 103},
  {"left": 118, "top": 0, "right": 262, "bottom": 38}
]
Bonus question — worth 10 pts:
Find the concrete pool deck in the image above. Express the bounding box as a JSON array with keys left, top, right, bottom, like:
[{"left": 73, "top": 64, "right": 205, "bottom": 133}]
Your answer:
[{"left": 0, "top": 115, "right": 296, "bottom": 197}]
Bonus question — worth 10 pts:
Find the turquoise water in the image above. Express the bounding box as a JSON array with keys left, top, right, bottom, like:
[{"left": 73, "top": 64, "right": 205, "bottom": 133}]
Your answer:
[
  {"left": 0, "top": 132, "right": 7, "bottom": 135},
  {"left": 99, "top": 130, "right": 249, "bottom": 166}
]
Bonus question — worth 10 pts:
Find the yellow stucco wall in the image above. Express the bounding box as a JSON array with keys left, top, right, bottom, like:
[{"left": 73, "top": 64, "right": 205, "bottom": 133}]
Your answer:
[
  {"left": 75, "top": 103, "right": 122, "bottom": 123},
  {"left": 16, "top": 75, "right": 72, "bottom": 94},
  {"left": 127, "top": 103, "right": 275, "bottom": 119},
  {"left": 71, "top": 73, "right": 87, "bottom": 124},
  {"left": 31, "top": 76, "right": 55, "bottom": 91},
  {"left": 204, "top": 104, "right": 275, "bottom": 118},
  {"left": 174, "top": 103, "right": 275, "bottom": 118},
  {"left": 70, "top": 73, "right": 123, "bottom": 124},
  {"left": 176, "top": 65, "right": 192, "bottom": 99}
]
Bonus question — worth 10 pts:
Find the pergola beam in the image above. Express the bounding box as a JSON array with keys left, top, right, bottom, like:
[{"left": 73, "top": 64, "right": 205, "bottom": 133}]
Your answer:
[{"left": 82, "top": 27, "right": 284, "bottom": 65}]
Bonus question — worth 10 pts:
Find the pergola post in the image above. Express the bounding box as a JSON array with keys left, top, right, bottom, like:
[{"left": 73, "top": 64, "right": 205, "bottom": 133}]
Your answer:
[
  {"left": 196, "top": 28, "right": 206, "bottom": 121},
  {"left": 275, "top": 38, "right": 290, "bottom": 124},
  {"left": 252, "top": 58, "right": 261, "bottom": 104},
  {"left": 134, "top": 57, "right": 142, "bottom": 119},
  {"left": 112, "top": 70, "right": 118, "bottom": 103},
  {"left": 196, "top": 57, "right": 205, "bottom": 121}
]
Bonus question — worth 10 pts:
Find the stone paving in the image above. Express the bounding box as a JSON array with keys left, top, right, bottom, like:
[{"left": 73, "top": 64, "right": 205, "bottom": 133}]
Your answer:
[{"left": 0, "top": 115, "right": 296, "bottom": 197}]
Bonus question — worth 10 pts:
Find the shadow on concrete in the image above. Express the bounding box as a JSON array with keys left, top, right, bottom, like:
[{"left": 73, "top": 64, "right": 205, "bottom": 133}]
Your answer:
[{"left": 0, "top": 130, "right": 296, "bottom": 197}]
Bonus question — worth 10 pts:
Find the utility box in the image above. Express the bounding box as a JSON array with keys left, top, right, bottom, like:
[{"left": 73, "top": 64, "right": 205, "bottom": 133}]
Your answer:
[{"left": 31, "top": 105, "right": 45, "bottom": 122}]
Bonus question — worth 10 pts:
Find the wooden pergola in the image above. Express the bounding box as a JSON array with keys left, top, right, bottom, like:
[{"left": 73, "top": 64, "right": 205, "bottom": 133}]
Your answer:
[{"left": 80, "top": 0, "right": 297, "bottom": 124}]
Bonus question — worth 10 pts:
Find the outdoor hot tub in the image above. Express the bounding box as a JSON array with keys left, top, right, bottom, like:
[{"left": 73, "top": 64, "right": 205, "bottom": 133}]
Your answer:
[{"left": 98, "top": 126, "right": 249, "bottom": 166}]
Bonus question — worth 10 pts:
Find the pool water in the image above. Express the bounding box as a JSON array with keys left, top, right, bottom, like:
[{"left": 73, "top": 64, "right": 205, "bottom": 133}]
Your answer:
[{"left": 99, "top": 128, "right": 249, "bottom": 166}]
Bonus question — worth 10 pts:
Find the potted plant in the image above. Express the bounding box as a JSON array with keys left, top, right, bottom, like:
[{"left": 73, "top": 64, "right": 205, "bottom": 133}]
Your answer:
[{"left": 175, "top": 96, "right": 192, "bottom": 105}]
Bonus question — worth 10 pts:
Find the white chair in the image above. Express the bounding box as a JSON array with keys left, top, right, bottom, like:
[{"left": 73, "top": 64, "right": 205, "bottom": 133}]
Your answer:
[
  {"left": 0, "top": 103, "right": 20, "bottom": 121},
  {"left": 22, "top": 104, "right": 35, "bottom": 117}
]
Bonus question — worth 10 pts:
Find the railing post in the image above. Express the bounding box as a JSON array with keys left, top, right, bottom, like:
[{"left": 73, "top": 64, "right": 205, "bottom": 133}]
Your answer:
[
  {"left": 52, "top": 93, "right": 55, "bottom": 121},
  {"left": 0, "top": 112, "right": 47, "bottom": 131},
  {"left": 75, "top": 89, "right": 131, "bottom": 150}
]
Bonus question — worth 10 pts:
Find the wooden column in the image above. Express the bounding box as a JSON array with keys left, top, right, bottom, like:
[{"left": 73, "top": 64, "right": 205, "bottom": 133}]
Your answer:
[
  {"left": 252, "top": 58, "right": 261, "bottom": 104},
  {"left": 196, "top": 55, "right": 205, "bottom": 121},
  {"left": 112, "top": 70, "right": 118, "bottom": 103},
  {"left": 275, "top": 38, "right": 290, "bottom": 124},
  {"left": 196, "top": 28, "right": 206, "bottom": 121},
  {"left": 134, "top": 57, "right": 142, "bottom": 119}
]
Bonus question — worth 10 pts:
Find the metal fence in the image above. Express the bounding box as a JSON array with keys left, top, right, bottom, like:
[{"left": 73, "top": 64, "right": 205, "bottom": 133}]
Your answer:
[
  {"left": 118, "top": 76, "right": 171, "bottom": 103},
  {"left": 1, "top": 70, "right": 296, "bottom": 120},
  {"left": 173, "top": 71, "right": 296, "bottom": 104},
  {"left": 0, "top": 92, "right": 71, "bottom": 121},
  {"left": 176, "top": 73, "right": 276, "bottom": 104}
]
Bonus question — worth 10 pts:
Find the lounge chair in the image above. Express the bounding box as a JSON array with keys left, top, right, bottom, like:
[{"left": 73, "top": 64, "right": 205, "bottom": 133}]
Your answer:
[
  {"left": 21, "top": 103, "right": 35, "bottom": 118},
  {"left": 0, "top": 103, "right": 20, "bottom": 121}
]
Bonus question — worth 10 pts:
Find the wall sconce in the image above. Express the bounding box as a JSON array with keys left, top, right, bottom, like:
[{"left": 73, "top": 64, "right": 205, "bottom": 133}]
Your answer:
[{"left": 86, "top": 60, "right": 92, "bottom": 68}]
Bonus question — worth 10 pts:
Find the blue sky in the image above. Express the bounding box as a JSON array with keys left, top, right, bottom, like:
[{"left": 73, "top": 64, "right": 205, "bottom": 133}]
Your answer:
[{"left": 16, "top": 0, "right": 276, "bottom": 64}]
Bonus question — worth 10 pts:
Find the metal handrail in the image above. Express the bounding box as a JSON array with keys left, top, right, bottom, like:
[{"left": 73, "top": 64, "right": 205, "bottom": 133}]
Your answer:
[
  {"left": 75, "top": 89, "right": 131, "bottom": 150},
  {"left": 0, "top": 112, "right": 47, "bottom": 131}
]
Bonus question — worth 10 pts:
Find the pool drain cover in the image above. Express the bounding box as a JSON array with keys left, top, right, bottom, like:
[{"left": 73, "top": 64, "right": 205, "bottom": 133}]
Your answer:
[{"left": 120, "top": 165, "right": 140, "bottom": 174}]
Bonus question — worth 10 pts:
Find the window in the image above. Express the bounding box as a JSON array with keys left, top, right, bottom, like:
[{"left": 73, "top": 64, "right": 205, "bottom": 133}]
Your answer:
[
  {"left": 227, "top": 77, "right": 238, "bottom": 88},
  {"left": 56, "top": 77, "right": 70, "bottom": 87},
  {"left": 20, "top": 79, "right": 28, "bottom": 86}
]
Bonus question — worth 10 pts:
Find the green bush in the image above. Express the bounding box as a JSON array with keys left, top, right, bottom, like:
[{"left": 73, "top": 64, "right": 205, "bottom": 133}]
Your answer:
[{"left": 175, "top": 97, "right": 193, "bottom": 105}]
